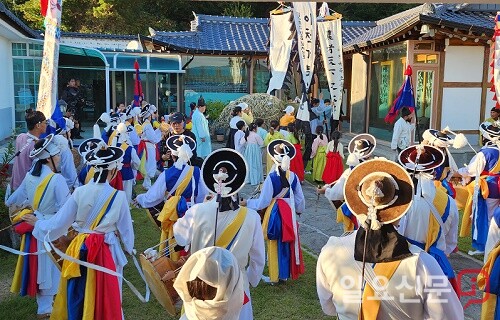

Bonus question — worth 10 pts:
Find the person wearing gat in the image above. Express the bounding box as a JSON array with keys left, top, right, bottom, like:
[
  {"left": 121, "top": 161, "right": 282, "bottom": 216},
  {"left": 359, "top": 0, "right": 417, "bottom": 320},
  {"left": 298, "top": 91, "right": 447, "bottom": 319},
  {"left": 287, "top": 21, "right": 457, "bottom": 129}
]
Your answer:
[
  {"left": 24, "top": 143, "right": 134, "bottom": 319},
  {"left": 6, "top": 134, "right": 70, "bottom": 319},
  {"left": 174, "top": 148, "right": 265, "bottom": 320},
  {"left": 316, "top": 158, "right": 463, "bottom": 319}
]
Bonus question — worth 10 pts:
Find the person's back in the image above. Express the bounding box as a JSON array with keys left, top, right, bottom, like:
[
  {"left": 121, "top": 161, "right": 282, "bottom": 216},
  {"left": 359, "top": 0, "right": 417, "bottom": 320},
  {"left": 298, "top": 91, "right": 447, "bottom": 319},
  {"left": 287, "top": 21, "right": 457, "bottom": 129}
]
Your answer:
[{"left": 317, "top": 231, "right": 463, "bottom": 319}]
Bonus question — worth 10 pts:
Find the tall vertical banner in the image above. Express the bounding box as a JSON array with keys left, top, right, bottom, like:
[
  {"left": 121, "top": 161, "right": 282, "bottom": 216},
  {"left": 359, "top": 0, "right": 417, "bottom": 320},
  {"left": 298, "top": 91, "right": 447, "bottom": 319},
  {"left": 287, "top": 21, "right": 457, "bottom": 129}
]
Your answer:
[
  {"left": 267, "top": 11, "right": 294, "bottom": 94},
  {"left": 492, "top": 12, "right": 500, "bottom": 109},
  {"left": 318, "top": 18, "right": 344, "bottom": 121},
  {"left": 293, "top": 2, "right": 316, "bottom": 121},
  {"left": 37, "top": 0, "right": 63, "bottom": 119}
]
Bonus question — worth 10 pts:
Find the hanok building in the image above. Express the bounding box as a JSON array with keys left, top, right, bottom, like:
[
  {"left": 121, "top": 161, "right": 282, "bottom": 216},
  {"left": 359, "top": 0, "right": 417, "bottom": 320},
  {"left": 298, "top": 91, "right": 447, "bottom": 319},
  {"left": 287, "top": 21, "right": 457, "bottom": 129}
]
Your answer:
[
  {"left": 344, "top": 3, "right": 498, "bottom": 145},
  {"left": 141, "top": 13, "right": 374, "bottom": 116}
]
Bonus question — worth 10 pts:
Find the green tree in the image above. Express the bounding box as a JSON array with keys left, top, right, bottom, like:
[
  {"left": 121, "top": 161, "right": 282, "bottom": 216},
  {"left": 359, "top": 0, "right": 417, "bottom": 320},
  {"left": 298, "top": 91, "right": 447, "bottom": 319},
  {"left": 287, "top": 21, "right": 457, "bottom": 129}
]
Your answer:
[{"left": 223, "top": 3, "right": 254, "bottom": 17}]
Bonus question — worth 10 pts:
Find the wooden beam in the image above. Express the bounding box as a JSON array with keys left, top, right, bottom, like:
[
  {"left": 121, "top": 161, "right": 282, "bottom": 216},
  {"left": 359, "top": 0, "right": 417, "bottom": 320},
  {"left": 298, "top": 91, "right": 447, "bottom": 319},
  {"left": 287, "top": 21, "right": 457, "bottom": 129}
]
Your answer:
[
  {"left": 436, "top": 50, "right": 446, "bottom": 130},
  {"left": 480, "top": 45, "right": 490, "bottom": 124},
  {"left": 442, "top": 82, "right": 482, "bottom": 88}
]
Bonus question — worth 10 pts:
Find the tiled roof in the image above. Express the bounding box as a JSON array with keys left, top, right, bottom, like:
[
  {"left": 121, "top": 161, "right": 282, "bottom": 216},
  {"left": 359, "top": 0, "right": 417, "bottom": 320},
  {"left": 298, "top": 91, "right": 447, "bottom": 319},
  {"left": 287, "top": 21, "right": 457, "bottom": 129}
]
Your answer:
[
  {"left": 345, "top": 3, "right": 498, "bottom": 52},
  {"left": 61, "top": 32, "right": 138, "bottom": 41},
  {"left": 150, "top": 14, "right": 376, "bottom": 55},
  {"left": 0, "top": 2, "right": 41, "bottom": 39},
  {"left": 151, "top": 14, "right": 269, "bottom": 55}
]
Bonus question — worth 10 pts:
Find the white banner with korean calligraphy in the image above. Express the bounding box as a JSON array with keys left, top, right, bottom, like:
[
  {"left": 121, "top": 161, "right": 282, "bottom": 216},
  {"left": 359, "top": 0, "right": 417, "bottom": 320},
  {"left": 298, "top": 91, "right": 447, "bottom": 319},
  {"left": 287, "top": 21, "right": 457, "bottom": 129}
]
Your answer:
[
  {"left": 37, "top": 0, "right": 63, "bottom": 118},
  {"left": 318, "top": 18, "right": 344, "bottom": 121},
  {"left": 493, "top": 12, "right": 500, "bottom": 109},
  {"left": 267, "top": 11, "right": 294, "bottom": 94},
  {"left": 293, "top": 2, "right": 316, "bottom": 92}
]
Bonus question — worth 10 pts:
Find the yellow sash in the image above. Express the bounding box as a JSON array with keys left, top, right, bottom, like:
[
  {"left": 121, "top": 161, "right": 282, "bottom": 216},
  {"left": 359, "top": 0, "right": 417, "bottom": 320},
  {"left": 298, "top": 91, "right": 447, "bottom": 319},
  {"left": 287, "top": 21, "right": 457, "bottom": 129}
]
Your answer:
[
  {"left": 134, "top": 123, "right": 143, "bottom": 135},
  {"left": 359, "top": 260, "right": 402, "bottom": 320},
  {"left": 425, "top": 189, "right": 448, "bottom": 252},
  {"left": 84, "top": 167, "right": 95, "bottom": 185},
  {"left": 157, "top": 166, "right": 194, "bottom": 261},
  {"left": 215, "top": 207, "right": 248, "bottom": 248},
  {"left": 461, "top": 179, "right": 489, "bottom": 237},
  {"left": 33, "top": 173, "right": 55, "bottom": 210},
  {"left": 51, "top": 189, "right": 118, "bottom": 320},
  {"left": 478, "top": 243, "right": 500, "bottom": 320},
  {"left": 336, "top": 205, "right": 355, "bottom": 232},
  {"left": 107, "top": 129, "right": 118, "bottom": 146},
  {"left": 11, "top": 172, "right": 55, "bottom": 294}
]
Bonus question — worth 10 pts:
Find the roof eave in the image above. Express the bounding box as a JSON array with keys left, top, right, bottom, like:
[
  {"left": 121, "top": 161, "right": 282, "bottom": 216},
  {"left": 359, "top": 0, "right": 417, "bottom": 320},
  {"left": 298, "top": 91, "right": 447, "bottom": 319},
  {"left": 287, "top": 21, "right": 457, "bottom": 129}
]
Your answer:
[
  {"left": 419, "top": 14, "right": 494, "bottom": 37},
  {"left": 343, "top": 15, "right": 420, "bottom": 54}
]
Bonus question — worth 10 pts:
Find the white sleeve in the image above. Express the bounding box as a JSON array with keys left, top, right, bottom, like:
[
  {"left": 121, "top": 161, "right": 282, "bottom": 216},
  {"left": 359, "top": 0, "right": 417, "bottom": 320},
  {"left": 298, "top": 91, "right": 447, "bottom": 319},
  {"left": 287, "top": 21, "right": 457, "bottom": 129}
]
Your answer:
[
  {"left": 458, "top": 152, "right": 486, "bottom": 177},
  {"left": 444, "top": 196, "right": 459, "bottom": 255},
  {"left": 292, "top": 174, "right": 305, "bottom": 213},
  {"left": 246, "top": 174, "right": 274, "bottom": 211},
  {"left": 173, "top": 204, "right": 196, "bottom": 247},
  {"left": 324, "top": 176, "right": 346, "bottom": 201},
  {"left": 136, "top": 171, "right": 167, "bottom": 208},
  {"left": 417, "top": 252, "right": 464, "bottom": 320},
  {"left": 338, "top": 142, "right": 345, "bottom": 159},
  {"left": 246, "top": 214, "right": 265, "bottom": 287},
  {"left": 316, "top": 249, "right": 337, "bottom": 316},
  {"left": 61, "top": 150, "right": 78, "bottom": 188},
  {"left": 194, "top": 179, "right": 210, "bottom": 204},
  {"left": 391, "top": 120, "right": 402, "bottom": 150},
  {"left": 33, "top": 195, "right": 78, "bottom": 242},
  {"left": 116, "top": 193, "right": 135, "bottom": 254},
  {"left": 54, "top": 174, "right": 71, "bottom": 209},
  {"left": 6, "top": 176, "right": 28, "bottom": 207},
  {"left": 130, "top": 148, "right": 140, "bottom": 170},
  {"left": 485, "top": 216, "right": 500, "bottom": 262}
]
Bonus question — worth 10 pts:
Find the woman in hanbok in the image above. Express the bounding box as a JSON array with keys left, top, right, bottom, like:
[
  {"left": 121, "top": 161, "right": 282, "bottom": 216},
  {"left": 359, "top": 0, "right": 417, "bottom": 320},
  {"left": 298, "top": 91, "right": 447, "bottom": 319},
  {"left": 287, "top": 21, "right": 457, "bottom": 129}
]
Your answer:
[
  {"left": 240, "top": 123, "right": 264, "bottom": 186},
  {"left": 286, "top": 123, "right": 304, "bottom": 182},
  {"left": 264, "top": 120, "right": 285, "bottom": 174},
  {"left": 242, "top": 139, "right": 306, "bottom": 283},
  {"left": 322, "top": 130, "right": 344, "bottom": 184},
  {"left": 24, "top": 142, "right": 135, "bottom": 320},
  {"left": 234, "top": 121, "right": 247, "bottom": 155},
  {"left": 226, "top": 106, "right": 244, "bottom": 149},
  {"left": 311, "top": 125, "right": 328, "bottom": 183},
  {"left": 138, "top": 103, "right": 161, "bottom": 190},
  {"left": 6, "top": 134, "right": 70, "bottom": 319}
]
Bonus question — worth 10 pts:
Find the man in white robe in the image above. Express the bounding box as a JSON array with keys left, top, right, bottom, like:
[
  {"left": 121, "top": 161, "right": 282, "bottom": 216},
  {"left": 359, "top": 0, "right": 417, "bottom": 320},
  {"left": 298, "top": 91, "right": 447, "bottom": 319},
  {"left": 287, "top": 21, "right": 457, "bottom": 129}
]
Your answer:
[
  {"left": 173, "top": 149, "right": 265, "bottom": 320},
  {"left": 316, "top": 158, "right": 463, "bottom": 320},
  {"left": 139, "top": 104, "right": 161, "bottom": 190},
  {"left": 191, "top": 96, "right": 211, "bottom": 158},
  {"left": 6, "top": 134, "right": 70, "bottom": 318}
]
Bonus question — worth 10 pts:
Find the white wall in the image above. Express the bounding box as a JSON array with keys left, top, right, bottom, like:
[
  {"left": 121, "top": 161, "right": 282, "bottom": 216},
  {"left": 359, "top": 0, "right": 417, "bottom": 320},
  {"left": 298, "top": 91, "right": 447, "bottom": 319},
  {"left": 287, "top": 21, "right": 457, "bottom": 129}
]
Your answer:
[
  {"left": 0, "top": 36, "right": 14, "bottom": 140},
  {"left": 444, "top": 46, "right": 484, "bottom": 82}
]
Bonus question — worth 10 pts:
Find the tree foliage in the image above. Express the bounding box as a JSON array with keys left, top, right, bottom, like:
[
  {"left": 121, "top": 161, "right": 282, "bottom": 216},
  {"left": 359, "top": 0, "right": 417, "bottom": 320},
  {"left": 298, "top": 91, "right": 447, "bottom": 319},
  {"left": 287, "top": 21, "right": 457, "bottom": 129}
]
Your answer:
[{"left": 4, "top": 1, "right": 418, "bottom": 35}]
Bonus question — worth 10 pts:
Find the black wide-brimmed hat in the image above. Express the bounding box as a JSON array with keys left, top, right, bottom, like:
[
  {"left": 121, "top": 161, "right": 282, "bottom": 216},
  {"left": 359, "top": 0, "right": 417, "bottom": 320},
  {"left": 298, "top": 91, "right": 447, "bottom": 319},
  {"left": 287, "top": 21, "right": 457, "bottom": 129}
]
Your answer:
[
  {"left": 78, "top": 138, "right": 102, "bottom": 157},
  {"left": 125, "top": 105, "right": 141, "bottom": 120},
  {"left": 348, "top": 134, "right": 376, "bottom": 159},
  {"left": 30, "top": 133, "right": 60, "bottom": 160},
  {"left": 423, "top": 129, "right": 452, "bottom": 143},
  {"left": 480, "top": 121, "right": 500, "bottom": 141},
  {"left": 398, "top": 144, "right": 445, "bottom": 172},
  {"left": 202, "top": 148, "right": 247, "bottom": 197},
  {"left": 85, "top": 144, "right": 124, "bottom": 168},
  {"left": 166, "top": 135, "right": 196, "bottom": 153},
  {"left": 344, "top": 158, "right": 414, "bottom": 227},
  {"left": 140, "top": 104, "right": 157, "bottom": 119},
  {"left": 267, "top": 139, "right": 296, "bottom": 164}
]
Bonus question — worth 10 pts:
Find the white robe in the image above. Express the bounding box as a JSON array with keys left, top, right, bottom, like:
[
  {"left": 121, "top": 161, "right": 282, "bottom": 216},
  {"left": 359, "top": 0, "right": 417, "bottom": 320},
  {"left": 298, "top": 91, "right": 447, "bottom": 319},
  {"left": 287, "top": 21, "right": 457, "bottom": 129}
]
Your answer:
[
  {"left": 141, "top": 120, "right": 161, "bottom": 178},
  {"left": 173, "top": 198, "right": 265, "bottom": 320},
  {"left": 316, "top": 231, "right": 464, "bottom": 320},
  {"left": 6, "top": 165, "right": 70, "bottom": 297},
  {"left": 324, "top": 167, "right": 352, "bottom": 202},
  {"left": 398, "top": 175, "right": 456, "bottom": 254},
  {"left": 485, "top": 217, "right": 500, "bottom": 263},
  {"left": 33, "top": 182, "right": 135, "bottom": 289}
]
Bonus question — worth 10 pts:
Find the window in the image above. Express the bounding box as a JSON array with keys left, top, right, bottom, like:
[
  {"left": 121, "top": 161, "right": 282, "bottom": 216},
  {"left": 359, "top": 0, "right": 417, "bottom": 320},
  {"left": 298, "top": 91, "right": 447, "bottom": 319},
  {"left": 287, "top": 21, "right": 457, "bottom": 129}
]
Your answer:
[{"left": 12, "top": 43, "right": 27, "bottom": 56}]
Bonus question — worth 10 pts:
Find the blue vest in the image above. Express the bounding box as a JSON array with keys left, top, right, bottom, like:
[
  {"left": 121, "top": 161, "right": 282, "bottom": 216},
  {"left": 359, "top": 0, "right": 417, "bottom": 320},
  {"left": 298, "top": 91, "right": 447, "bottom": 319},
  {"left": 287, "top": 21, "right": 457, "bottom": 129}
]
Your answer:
[{"left": 269, "top": 171, "right": 297, "bottom": 198}]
